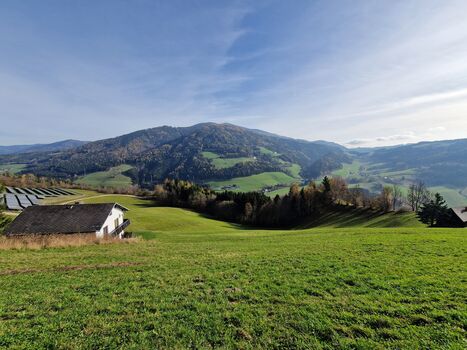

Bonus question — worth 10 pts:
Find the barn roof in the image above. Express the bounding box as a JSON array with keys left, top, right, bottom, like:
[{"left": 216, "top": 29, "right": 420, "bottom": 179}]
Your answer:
[
  {"left": 4, "top": 203, "right": 127, "bottom": 236},
  {"left": 451, "top": 206, "right": 467, "bottom": 223}
]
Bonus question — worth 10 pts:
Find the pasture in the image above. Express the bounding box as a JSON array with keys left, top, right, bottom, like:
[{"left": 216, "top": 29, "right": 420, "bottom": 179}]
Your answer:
[
  {"left": 202, "top": 151, "right": 255, "bottom": 170},
  {"left": 208, "top": 171, "right": 297, "bottom": 192},
  {"left": 0, "top": 192, "right": 465, "bottom": 348},
  {"left": 0, "top": 163, "right": 27, "bottom": 174},
  {"left": 75, "top": 164, "right": 133, "bottom": 189}
]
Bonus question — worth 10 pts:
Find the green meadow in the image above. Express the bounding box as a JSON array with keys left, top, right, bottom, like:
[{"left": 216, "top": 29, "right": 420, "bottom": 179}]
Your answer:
[
  {"left": 76, "top": 164, "right": 133, "bottom": 189},
  {"left": 0, "top": 192, "right": 465, "bottom": 348},
  {"left": 202, "top": 151, "right": 255, "bottom": 170},
  {"left": 330, "top": 162, "right": 467, "bottom": 207},
  {"left": 208, "top": 171, "right": 297, "bottom": 192},
  {"left": 0, "top": 163, "right": 27, "bottom": 174}
]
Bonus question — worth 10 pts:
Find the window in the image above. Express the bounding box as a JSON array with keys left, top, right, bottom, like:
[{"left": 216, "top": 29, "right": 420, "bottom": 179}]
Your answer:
[
  {"left": 103, "top": 226, "right": 108, "bottom": 235},
  {"left": 114, "top": 218, "right": 119, "bottom": 228}
]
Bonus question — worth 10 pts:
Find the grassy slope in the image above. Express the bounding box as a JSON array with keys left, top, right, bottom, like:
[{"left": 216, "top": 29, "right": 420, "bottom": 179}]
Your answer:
[
  {"left": 297, "top": 209, "right": 423, "bottom": 229},
  {"left": 0, "top": 163, "right": 27, "bottom": 174},
  {"left": 202, "top": 151, "right": 255, "bottom": 169},
  {"left": 258, "top": 147, "right": 279, "bottom": 156},
  {"left": 208, "top": 172, "right": 297, "bottom": 192},
  {"left": 286, "top": 163, "right": 301, "bottom": 178},
  {"left": 332, "top": 162, "right": 467, "bottom": 207},
  {"left": 429, "top": 186, "right": 467, "bottom": 207},
  {"left": 80, "top": 194, "right": 239, "bottom": 236},
  {"left": 75, "top": 164, "right": 133, "bottom": 189},
  {"left": 332, "top": 161, "right": 361, "bottom": 178},
  {"left": 202, "top": 149, "right": 301, "bottom": 193},
  {"left": 0, "top": 210, "right": 465, "bottom": 348},
  {"left": 265, "top": 186, "right": 291, "bottom": 197}
]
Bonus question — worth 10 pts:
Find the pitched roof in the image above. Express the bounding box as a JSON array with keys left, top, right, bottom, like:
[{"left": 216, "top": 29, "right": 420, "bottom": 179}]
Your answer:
[
  {"left": 451, "top": 206, "right": 467, "bottom": 223},
  {"left": 4, "top": 203, "right": 126, "bottom": 235}
]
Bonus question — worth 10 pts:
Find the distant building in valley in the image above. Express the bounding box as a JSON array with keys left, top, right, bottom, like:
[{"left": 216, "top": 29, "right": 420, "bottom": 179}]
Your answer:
[{"left": 4, "top": 203, "right": 130, "bottom": 238}]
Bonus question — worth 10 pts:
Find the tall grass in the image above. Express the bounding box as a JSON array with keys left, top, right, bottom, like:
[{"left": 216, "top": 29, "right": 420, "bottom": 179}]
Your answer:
[{"left": 0, "top": 234, "right": 138, "bottom": 250}]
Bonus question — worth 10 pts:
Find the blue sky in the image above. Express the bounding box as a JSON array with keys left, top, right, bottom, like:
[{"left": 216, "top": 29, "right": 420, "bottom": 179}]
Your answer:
[{"left": 1, "top": 0, "right": 467, "bottom": 146}]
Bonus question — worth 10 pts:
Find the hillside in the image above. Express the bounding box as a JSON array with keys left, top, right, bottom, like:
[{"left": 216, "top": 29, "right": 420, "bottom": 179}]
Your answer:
[
  {"left": 1, "top": 126, "right": 466, "bottom": 206},
  {"left": 327, "top": 139, "right": 467, "bottom": 206},
  {"left": 0, "top": 123, "right": 348, "bottom": 192},
  {"left": 1, "top": 194, "right": 465, "bottom": 348},
  {"left": 0, "top": 139, "right": 87, "bottom": 155}
]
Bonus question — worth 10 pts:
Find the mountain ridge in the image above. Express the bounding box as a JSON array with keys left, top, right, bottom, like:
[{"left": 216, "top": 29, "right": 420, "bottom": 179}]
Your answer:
[
  {"left": 0, "top": 124, "right": 466, "bottom": 204},
  {"left": 0, "top": 123, "right": 349, "bottom": 187},
  {"left": 0, "top": 139, "right": 88, "bottom": 155}
]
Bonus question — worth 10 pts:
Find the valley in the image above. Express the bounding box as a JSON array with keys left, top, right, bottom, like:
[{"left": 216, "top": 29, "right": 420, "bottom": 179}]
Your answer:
[{"left": 1, "top": 123, "right": 467, "bottom": 206}]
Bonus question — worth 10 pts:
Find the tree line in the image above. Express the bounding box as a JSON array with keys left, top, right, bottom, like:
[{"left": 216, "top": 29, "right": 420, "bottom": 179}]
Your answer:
[
  {"left": 152, "top": 177, "right": 410, "bottom": 227},
  {"left": 1, "top": 170, "right": 460, "bottom": 228},
  {"left": 151, "top": 177, "right": 463, "bottom": 228}
]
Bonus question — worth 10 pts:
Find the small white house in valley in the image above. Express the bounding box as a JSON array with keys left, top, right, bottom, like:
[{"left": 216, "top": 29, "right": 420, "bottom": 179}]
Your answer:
[{"left": 4, "top": 203, "right": 130, "bottom": 238}]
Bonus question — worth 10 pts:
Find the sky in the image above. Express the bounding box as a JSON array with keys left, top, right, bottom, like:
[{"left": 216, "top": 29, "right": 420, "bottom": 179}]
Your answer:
[{"left": 1, "top": 0, "right": 467, "bottom": 147}]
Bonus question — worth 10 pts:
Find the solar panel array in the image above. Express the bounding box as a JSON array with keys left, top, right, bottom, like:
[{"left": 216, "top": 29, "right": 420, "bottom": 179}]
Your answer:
[
  {"left": 2, "top": 187, "right": 76, "bottom": 210},
  {"left": 5, "top": 194, "right": 22, "bottom": 210}
]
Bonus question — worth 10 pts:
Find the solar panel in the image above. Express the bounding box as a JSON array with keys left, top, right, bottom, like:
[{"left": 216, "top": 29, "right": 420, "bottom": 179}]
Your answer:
[
  {"left": 53, "top": 188, "right": 71, "bottom": 195},
  {"left": 5, "top": 194, "right": 22, "bottom": 210},
  {"left": 14, "top": 187, "right": 27, "bottom": 195},
  {"left": 22, "top": 188, "right": 36, "bottom": 195},
  {"left": 61, "top": 189, "right": 76, "bottom": 195},
  {"left": 26, "top": 195, "right": 39, "bottom": 205},
  {"left": 39, "top": 189, "right": 57, "bottom": 197},
  {"left": 46, "top": 189, "right": 62, "bottom": 196},
  {"left": 5, "top": 187, "right": 16, "bottom": 194},
  {"left": 29, "top": 188, "right": 46, "bottom": 196},
  {"left": 17, "top": 194, "right": 32, "bottom": 208}
]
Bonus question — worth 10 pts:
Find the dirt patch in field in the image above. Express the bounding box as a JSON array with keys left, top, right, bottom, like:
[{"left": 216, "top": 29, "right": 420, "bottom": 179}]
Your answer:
[{"left": 0, "top": 261, "right": 144, "bottom": 276}]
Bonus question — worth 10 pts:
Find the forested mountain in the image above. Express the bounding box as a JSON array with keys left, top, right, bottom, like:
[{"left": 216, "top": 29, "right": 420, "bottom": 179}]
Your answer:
[
  {"left": 1, "top": 124, "right": 466, "bottom": 201},
  {"left": 0, "top": 139, "right": 87, "bottom": 155},
  {"left": 349, "top": 139, "right": 467, "bottom": 188},
  {"left": 0, "top": 123, "right": 349, "bottom": 187}
]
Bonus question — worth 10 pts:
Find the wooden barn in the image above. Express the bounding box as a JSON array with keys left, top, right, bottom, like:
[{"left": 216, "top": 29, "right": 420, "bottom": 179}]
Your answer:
[
  {"left": 4, "top": 203, "right": 130, "bottom": 238},
  {"left": 450, "top": 206, "right": 467, "bottom": 227}
]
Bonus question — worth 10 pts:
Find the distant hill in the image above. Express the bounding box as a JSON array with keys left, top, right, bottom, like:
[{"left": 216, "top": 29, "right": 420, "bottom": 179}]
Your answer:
[
  {"left": 331, "top": 138, "right": 467, "bottom": 206},
  {"left": 0, "top": 139, "right": 87, "bottom": 155},
  {"left": 0, "top": 125, "right": 466, "bottom": 205},
  {"left": 0, "top": 123, "right": 349, "bottom": 189}
]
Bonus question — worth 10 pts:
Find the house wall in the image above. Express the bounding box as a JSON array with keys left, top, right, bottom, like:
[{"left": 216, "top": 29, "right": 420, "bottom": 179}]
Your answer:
[{"left": 96, "top": 207, "right": 125, "bottom": 238}]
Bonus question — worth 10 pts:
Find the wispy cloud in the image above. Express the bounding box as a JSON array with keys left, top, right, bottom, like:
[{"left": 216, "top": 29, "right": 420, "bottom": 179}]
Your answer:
[{"left": 0, "top": 1, "right": 467, "bottom": 145}]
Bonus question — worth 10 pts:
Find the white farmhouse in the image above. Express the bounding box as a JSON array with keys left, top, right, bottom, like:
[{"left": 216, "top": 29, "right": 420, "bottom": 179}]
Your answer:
[{"left": 4, "top": 203, "right": 130, "bottom": 238}]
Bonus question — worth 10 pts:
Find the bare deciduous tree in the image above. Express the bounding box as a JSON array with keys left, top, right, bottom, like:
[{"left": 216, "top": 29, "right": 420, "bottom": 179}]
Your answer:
[
  {"left": 379, "top": 186, "right": 393, "bottom": 212},
  {"left": 407, "top": 181, "right": 431, "bottom": 211},
  {"left": 392, "top": 185, "right": 403, "bottom": 211}
]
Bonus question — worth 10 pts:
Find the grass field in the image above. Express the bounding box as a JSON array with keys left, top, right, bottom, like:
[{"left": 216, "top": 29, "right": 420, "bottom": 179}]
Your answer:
[
  {"left": 202, "top": 152, "right": 255, "bottom": 170},
  {"left": 265, "top": 186, "right": 292, "bottom": 197},
  {"left": 332, "top": 161, "right": 362, "bottom": 178},
  {"left": 1, "top": 193, "right": 465, "bottom": 348},
  {"left": 0, "top": 163, "right": 27, "bottom": 174},
  {"left": 286, "top": 163, "right": 302, "bottom": 178},
  {"left": 330, "top": 162, "right": 467, "bottom": 207},
  {"left": 259, "top": 147, "right": 279, "bottom": 157},
  {"left": 76, "top": 164, "right": 133, "bottom": 189},
  {"left": 429, "top": 186, "right": 467, "bottom": 207},
  {"left": 297, "top": 209, "right": 423, "bottom": 229},
  {"left": 208, "top": 171, "right": 297, "bottom": 192}
]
